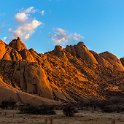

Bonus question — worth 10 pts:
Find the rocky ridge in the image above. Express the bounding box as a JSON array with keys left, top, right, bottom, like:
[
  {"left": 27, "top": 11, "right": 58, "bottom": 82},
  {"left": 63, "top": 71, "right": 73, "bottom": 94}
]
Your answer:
[{"left": 0, "top": 37, "right": 124, "bottom": 104}]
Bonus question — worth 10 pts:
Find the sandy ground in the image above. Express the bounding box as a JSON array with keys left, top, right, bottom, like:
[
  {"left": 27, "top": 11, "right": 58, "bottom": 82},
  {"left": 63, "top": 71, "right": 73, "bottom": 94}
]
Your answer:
[{"left": 0, "top": 109, "right": 124, "bottom": 124}]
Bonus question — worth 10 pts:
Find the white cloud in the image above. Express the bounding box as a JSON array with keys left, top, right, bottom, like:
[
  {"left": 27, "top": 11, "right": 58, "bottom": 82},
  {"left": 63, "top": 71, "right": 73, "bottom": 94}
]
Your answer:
[
  {"left": 15, "top": 7, "right": 36, "bottom": 23},
  {"left": 11, "top": 7, "right": 42, "bottom": 41},
  {"left": 14, "top": 20, "right": 42, "bottom": 40},
  {"left": 51, "top": 28, "right": 70, "bottom": 44},
  {"left": 15, "top": 12, "right": 28, "bottom": 22},
  {"left": 50, "top": 28, "right": 83, "bottom": 45}
]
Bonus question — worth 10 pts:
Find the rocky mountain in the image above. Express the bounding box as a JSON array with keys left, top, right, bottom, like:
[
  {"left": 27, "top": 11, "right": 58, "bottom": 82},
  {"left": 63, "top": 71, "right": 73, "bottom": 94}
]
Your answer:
[{"left": 0, "top": 37, "right": 124, "bottom": 105}]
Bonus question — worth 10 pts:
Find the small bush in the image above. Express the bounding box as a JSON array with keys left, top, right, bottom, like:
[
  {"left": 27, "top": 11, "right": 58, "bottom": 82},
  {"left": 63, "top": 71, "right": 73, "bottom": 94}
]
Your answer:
[{"left": 63, "top": 104, "right": 77, "bottom": 117}]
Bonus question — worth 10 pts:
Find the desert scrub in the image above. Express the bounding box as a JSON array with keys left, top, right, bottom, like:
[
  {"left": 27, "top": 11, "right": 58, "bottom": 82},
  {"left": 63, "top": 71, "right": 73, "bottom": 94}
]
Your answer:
[
  {"left": 0, "top": 99, "right": 16, "bottom": 109},
  {"left": 19, "top": 104, "right": 56, "bottom": 115},
  {"left": 63, "top": 104, "right": 78, "bottom": 117}
]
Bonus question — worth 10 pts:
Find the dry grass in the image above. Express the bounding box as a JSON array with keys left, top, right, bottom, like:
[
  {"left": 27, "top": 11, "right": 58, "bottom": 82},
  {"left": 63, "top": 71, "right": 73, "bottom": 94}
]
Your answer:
[{"left": 0, "top": 109, "right": 124, "bottom": 124}]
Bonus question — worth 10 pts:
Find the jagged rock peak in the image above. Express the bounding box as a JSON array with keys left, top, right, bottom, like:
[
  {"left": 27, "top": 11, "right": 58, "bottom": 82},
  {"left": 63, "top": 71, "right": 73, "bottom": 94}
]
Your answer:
[
  {"left": 54, "top": 45, "right": 63, "bottom": 52},
  {"left": 99, "top": 51, "right": 119, "bottom": 61},
  {"left": 77, "top": 41, "right": 85, "bottom": 47},
  {"left": 53, "top": 45, "right": 64, "bottom": 57},
  {"left": 66, "top": 41, "right": 85, "bottom": 49},
  {"left": 9, "top": 37, "right": 27, "bottom": 51}
]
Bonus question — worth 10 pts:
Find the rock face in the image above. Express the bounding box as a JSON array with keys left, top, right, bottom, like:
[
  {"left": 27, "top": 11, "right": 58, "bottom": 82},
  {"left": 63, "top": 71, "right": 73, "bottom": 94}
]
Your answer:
[
  {"left": 99, "top": 51, "right": 124, "bottom": 71},
  {"left": 66, "top": 42, "right": 98, "bottom": 64},
  {"left": 0, "top": 37, "right": 124, "bottom": 104},
  {"left": 0, "top": 40, "right": 6, "bottom": 60},
  {"left": 0, "top": 76, "right": 61, "bottom": 106},
  {"left": 9, "top": 37, "right": 27, "bottom": 52},
  {"left": 20, "top": 49, "right": 35, "bottom": 62}
]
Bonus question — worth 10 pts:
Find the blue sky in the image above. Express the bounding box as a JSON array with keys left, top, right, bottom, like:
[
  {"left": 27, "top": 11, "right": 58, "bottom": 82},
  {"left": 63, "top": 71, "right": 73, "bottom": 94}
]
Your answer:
[{"left": 0, "top": 0, "right": 124, "bottom": 58}]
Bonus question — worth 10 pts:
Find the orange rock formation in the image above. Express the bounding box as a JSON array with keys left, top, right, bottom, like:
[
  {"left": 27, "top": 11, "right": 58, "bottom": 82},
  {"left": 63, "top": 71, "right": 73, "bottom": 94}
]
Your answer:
[{"left": 0, "top": 37, "right": 124, "bottom": 104}]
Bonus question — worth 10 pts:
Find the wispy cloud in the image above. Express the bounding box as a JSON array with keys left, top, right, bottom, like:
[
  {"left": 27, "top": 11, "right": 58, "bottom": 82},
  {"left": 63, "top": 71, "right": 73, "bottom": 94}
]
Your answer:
[
  {"left": 50, "top": 28, "right": 83, "bottom": 45},
  {"left": 73, "top": 33, "right": 83, "bottom": 41},
  {"left": 23, "top": 6, "right": 36, "bottom": 13},
  {"left": 2, "top": 36, "right": 8, "bottom": 42},
  {"left": 40, "top": 10, "right": 45, "bottom": 16},
  {"left": 10, "top": 7, "right": 43, "bottom": 41},
  {"left": 15, "top": 7, "right": 36, "bottom": 23}
]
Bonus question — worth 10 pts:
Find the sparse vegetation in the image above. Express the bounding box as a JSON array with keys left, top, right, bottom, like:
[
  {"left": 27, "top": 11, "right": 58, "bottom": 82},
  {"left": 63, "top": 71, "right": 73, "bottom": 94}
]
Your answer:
[
  {"left": 62, "top": 104, "right": 78, "bottom": 117},
  {"left": 19, "top": 104, "right": 56, "bottom": 115},
  {"left": 0, "top": 99, "right": 16, "bottom": 109},
  {"left": 75, "top": 98, "right": 124, "bottom": 113}
]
